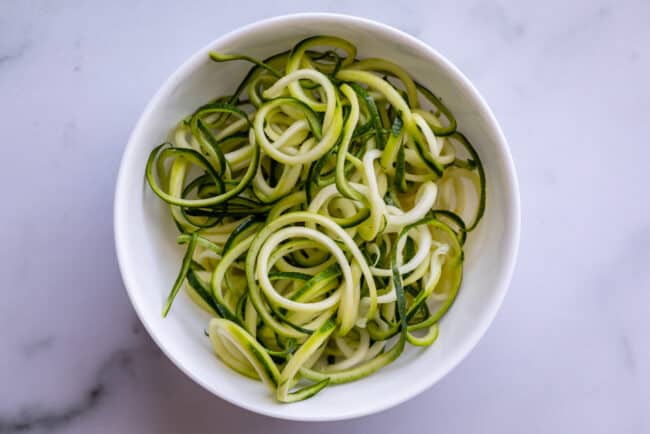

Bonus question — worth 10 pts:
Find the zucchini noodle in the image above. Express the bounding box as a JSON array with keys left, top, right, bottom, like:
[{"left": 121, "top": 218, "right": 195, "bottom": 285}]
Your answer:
[{"left": 144, "top": 35, "right": 486, "bottom": 402}]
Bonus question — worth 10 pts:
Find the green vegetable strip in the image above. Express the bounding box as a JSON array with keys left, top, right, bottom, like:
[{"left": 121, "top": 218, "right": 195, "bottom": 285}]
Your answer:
[
  {"left": 162, "top": 232, "right": 198, "bottom": 317},
  {"left": 349, "top": 83, "right": 385, "bottom": 150},
  {"left": 209, "top": 52, "right": 283, "bottom": 77}
]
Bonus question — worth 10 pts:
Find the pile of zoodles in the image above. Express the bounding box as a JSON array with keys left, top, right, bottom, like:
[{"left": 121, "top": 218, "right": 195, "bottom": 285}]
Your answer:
[{"left": 145, "top": 36, "right": 485, "bottom": 402}]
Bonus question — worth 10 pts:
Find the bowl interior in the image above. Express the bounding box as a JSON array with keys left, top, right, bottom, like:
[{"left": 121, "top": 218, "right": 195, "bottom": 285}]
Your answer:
[{"left": 115, "top": 14, "right": 519, "bottom": 421}]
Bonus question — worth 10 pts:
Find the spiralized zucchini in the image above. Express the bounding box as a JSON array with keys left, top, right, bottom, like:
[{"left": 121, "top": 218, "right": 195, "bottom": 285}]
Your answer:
[{"left": 145, "top": 35, "right": 486, "bottom": 402}]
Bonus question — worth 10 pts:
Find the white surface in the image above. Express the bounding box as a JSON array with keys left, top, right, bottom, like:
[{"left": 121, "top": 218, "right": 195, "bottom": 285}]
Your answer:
[
  {"left": 114, "top": 13, "right": 519, "bottom": 421},
  {"left": 1, "top": 0, "right": 648, "bottom": 432}
]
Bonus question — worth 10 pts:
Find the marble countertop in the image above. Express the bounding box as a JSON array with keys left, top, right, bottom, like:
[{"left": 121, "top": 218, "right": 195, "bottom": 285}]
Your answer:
[{"left": 1, "top": 0, "right": 649, "bottom": 432}]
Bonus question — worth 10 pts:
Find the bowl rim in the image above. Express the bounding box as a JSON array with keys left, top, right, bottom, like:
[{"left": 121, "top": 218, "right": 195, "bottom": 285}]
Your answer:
[{"left": 114, "top": 12, "right": 521, "bottom": 422}]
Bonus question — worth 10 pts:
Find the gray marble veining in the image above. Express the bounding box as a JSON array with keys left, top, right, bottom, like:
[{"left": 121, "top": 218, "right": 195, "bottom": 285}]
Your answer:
[{"left": 1, "top": 0, "right": 649, "bottom": 433}]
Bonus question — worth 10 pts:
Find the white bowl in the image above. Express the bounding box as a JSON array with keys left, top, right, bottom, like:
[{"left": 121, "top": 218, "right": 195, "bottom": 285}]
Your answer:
[{"left": 114, "top": 13, "right": 520, "bottom": 421}]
